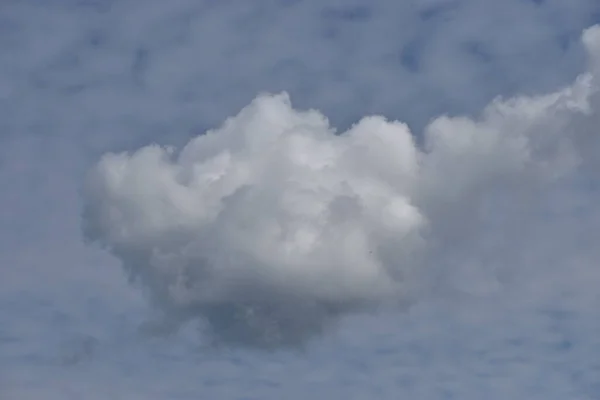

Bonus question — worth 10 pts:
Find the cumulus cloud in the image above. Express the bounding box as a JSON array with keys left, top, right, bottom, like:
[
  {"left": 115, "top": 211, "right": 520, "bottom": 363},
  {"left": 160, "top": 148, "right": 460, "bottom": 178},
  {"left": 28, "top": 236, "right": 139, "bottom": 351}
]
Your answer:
[
  {"left": 2, "top": 0, "right": 599, "bottom": 289},
  {"left": 82, "top": 26, "right": 600, "bottom": 348},
  {"left": 6, "top": 0, "right": 598, "bottom": 300}
]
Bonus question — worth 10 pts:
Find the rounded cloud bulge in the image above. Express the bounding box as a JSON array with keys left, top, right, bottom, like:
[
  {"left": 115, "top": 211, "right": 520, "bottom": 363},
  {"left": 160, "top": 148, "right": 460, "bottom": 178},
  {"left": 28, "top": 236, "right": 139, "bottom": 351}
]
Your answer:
[{"left": 82, "top": 25, "right": 600, "bottom": 349}]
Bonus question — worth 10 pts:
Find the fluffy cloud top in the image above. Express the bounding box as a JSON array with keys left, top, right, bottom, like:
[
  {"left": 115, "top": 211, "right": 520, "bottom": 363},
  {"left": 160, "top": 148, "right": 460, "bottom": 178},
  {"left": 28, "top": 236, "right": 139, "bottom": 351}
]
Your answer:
[{"left": 82, "top": 26, "right": 600, "bottom": 348}]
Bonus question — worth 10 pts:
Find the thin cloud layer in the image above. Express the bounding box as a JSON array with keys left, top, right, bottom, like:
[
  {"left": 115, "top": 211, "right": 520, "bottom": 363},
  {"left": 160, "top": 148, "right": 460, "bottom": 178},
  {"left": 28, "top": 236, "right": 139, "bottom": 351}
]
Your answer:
[
  {"left": 83, "top": 26, "right": 600, "bottom": 348},
  {"left": 2, "top": 0, "right": 599, "bottom": 146}
]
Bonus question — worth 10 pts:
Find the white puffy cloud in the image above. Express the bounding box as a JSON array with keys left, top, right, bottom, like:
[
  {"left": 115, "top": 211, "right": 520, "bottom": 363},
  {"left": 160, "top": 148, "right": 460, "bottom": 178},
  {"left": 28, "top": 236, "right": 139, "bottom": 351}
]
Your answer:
[
  {"left": 82, "top": 26, "right": 600, "bottom": 348},
  {"left": 3, "top": 1, "right": 600, "bottom": 397}
]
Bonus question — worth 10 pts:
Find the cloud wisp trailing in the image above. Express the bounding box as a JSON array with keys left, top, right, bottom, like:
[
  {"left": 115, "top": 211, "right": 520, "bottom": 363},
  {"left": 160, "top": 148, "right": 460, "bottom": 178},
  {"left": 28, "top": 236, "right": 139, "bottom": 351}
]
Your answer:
[{"left": 82, "top": 26, "right": 600, "bottom": 349}]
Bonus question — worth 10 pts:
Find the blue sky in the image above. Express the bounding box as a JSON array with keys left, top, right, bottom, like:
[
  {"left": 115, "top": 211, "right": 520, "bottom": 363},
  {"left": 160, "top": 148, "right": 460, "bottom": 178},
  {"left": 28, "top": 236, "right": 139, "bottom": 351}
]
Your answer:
[{"left": 2, "top": 0, "right": 600, "bottom": 399}]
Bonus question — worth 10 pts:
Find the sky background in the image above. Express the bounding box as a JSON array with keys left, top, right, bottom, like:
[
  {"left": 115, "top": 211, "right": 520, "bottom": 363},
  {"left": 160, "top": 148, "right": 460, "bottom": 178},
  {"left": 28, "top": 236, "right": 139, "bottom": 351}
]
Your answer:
[{"left": 2, "top": 0, "right": 600, "bottom": 399}]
